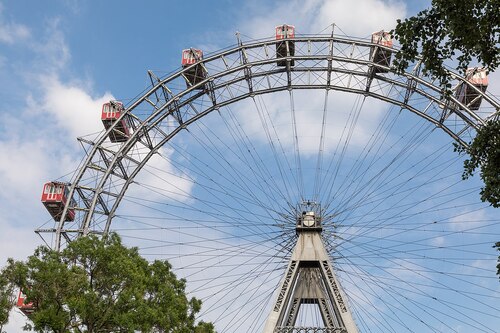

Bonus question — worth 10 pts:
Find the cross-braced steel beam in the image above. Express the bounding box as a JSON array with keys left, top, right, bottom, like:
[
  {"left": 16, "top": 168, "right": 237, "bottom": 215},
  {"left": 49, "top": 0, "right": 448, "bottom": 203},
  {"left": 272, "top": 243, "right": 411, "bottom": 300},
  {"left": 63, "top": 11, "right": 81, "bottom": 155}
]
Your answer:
[{"left": 264, "top": 206, "right": 358, "bottom": 333}]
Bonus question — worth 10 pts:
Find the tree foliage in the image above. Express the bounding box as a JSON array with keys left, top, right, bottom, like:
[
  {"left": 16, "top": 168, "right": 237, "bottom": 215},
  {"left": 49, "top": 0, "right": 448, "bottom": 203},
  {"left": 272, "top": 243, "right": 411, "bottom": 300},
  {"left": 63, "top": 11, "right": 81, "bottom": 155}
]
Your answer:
[
  {"left": 455, "top": 119, "right": 500, "bottom": 208},
  {"left": 393, "top": 0, "right": 500, "bottom": 87},
  {"left": 394, "top": 0, "right": 500, "bottom": 205},
  {"left": 1, "top": 234, "right": 215, "bottom": 333},
  {"left": 393, "top": 0, "right": 500, "bottom": 279},
  {"left": 0, "top": 259, "right": 27, "bottom": 332},
  {"left": 0, "top": 264, "right": 17, "bottom": 333},
  {"left": 0, "top": 275, "right": 12, "bottom": 332}
]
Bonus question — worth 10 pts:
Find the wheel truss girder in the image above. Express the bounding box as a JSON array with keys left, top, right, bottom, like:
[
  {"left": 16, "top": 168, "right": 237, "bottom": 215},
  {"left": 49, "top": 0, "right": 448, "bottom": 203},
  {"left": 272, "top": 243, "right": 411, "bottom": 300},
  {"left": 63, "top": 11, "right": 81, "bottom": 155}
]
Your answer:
[
  {"left": 263, "top": 231, "right": 358, "bottom": 332},
  {"left": 44, "top": 34, "right": 499, "bottom": 252}
]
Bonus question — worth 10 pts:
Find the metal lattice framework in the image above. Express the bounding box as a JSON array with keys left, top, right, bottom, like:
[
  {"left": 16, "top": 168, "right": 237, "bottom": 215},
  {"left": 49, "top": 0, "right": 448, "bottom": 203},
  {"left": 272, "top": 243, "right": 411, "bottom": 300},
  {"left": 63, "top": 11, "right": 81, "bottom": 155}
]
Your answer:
[
  {"left": 31, "top": 28, "right": 500, "bottom": 333},
  {"left": 35, "top": 33, "right": 500, "bottom": 249},
  {"left": 274, "top": 329, "right": 347, "bottom": 333},
  {"left": 276, "top": 327, "right": 346, "bottom": 333},
  {"left": 263, "top": 206, "right": 359, "bottom": 332}
]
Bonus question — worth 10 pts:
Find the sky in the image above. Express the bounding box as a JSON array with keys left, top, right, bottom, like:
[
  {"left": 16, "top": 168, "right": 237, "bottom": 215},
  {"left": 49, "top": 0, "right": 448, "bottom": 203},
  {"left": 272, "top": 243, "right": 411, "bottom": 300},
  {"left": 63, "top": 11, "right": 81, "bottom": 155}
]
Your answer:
[{"left": 1, "top": 0, "right": 499, "bottom": 332}]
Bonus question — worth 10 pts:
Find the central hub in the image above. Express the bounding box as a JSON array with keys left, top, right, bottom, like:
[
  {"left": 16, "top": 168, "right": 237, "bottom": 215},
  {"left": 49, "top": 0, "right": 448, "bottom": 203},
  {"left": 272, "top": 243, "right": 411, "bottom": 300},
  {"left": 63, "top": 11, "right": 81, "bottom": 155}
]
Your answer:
[{"left": 296, "top": 201, "right": 322, "bottom": 233}]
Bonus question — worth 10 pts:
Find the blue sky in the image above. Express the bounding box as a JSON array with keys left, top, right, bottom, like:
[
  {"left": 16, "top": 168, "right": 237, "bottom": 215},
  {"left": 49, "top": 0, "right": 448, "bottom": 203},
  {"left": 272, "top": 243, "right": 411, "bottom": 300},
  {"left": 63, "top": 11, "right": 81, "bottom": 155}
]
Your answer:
[{"left": 1, "top": 0, "right": 499, "bottom": 332}]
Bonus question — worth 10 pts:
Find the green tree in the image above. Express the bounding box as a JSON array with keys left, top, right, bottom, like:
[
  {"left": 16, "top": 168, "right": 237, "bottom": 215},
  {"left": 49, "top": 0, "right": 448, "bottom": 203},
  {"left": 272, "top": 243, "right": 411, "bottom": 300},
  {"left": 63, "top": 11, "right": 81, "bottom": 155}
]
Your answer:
[
  {"left": 455, "top": 119, "right": 500, "bottom": 279},
  {"left": 0, "top": 259, "right": 29, "bottom": 333},
  {"left": 393, "top": 0, "right": 500, "bottom": 207},
  {"left": 2, "top": 234, "right": 215, "bottom": 333},
  {"left": 454, "top": 119, "right": 500, "bottom": 208},
  {"left": 392, "top": 0, "right": 500, "bottom": 87},
  {"left": 393, "top": 0, "right": 500, "bottom": 205},
  {"left": 0, "top": 267, "right": 16, "bottom": 333},
  {"left": 393, "top": 0, "right": 500, "bottom": 277}
]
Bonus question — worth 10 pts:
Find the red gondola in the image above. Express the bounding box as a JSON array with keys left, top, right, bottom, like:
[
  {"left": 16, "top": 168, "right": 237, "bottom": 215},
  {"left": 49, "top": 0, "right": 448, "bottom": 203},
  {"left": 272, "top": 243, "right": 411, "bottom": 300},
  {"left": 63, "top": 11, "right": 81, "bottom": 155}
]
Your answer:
[
  {"left": 101, "top": 101, "right": 130, "bottom": 143},
  {"left": 41, "top": 181, "right": 75, "bottom": 221},
  {"left": 275, "top": 24, "right": 295, "bottom": 67},
  {"left": 455, "top": 68, "right": 488, "bottom": 111},
  {"left": 16, "top": 290, "right": 35, "bottom": 316},
  {"left": 370, "top": 31, "right": 393, "bottom": 73},
  {"left": 181, "top": 48, "right": 207, "bottom": 89}
]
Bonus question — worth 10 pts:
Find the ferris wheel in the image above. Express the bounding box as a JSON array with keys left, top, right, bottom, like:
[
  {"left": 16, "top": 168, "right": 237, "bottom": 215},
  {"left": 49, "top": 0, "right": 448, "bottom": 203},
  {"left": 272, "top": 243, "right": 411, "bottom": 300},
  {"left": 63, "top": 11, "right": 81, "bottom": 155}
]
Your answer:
[{"left": 35, "top": 25, "right": 500, "bottom": 332}]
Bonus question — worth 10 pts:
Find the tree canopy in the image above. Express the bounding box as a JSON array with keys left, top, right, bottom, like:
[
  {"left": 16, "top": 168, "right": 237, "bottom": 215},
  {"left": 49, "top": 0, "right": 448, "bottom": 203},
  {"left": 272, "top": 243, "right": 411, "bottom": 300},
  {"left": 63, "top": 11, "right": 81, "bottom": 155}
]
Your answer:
[
  {"left": 392, "top": 0, "right": 500, "bottom": 87},
  {"left": 394, "top": 0, "right": 500, "bottom": 209},
  {"left": 454, "top": 119, "right": 500, "bottom": 208},
  {"left": 0, "top": 265, "right": 17, "bottom": 333},
  {"left": 393, "top": 0, "right": 499, "bottom": 279},
  {"left": 1, "top": 234, "right": 215, "bottom": 333}
]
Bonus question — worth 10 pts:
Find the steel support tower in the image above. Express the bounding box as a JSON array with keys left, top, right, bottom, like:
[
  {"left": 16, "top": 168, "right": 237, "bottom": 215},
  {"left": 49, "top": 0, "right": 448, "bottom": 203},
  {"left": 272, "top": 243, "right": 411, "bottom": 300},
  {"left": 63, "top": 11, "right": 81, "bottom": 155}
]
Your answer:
[{"left": 264, "top": 203, "right": 358, "bottom": 333}]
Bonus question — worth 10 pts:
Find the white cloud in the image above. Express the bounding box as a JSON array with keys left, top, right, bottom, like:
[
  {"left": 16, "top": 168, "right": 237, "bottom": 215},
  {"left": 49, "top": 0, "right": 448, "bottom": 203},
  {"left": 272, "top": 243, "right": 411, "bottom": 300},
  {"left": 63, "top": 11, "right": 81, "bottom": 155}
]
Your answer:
[
  {"left": 240, "top": 0, "right": 406, "bottom": 39},
  {"left": 0, "top": 5, "right": 113, "bottom": 259},
  {"left": 39, "top": 75, "right": 113, "bottom": 137},
  {"left": 32, "top": 18, "right": 71, "bottom": 71},
  {"left": 312, "top": 0, "right": 407, "bottom": 36},
  {"left": 0, "top": 110, "right": 82, "bottom": 233},
  {"left": 431, "top": 236, "right": 445, "bottom": 247},
  {"left": 0, "top": 136, "right": 52, "bottom": 198},
  {"left": 0, "top": 218, "right": 41, "bottom": 261},
  {"left": 449, "top": 210, "right": 486, "bottom": 232},
  {"left": 127, "top": 146, "right": 196, "bottom": 204},
  {"left": 233, "top": 89, "right": 388, "bottom": 155},
  {"left": 4, "top": 309, "right": 28, "bottom": 333},
  {"left": 384, "top": 258, "right": 432, "bottom": 294},
  {"left": 60, "top": 0, "right": 82, "bottom": 15},
  {"left": 0, "top": 22, "right": 29, "bottom": 43},
  {"left": 226, "top": 0, "right": 408, "bottom": 156},
  {"left": 0, "top": 3, "right": 30, "bottom": 44},
  {"left": 0, "top": 76, "right": 113, "bottom": 224}
]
